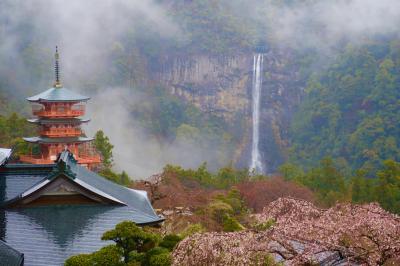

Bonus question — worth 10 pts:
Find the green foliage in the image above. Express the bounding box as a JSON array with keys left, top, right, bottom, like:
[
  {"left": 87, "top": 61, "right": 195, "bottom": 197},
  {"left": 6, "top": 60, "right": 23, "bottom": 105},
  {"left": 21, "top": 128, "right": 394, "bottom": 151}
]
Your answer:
[
  {"left": 90, "top": 245, "right": 125, "bottom": 266},
  {"left": 64, "top": 245, "right": 124, "bottom": 266},
  {"left": 159, "top": 234, "right": 182, "bottom": 251},
  {"left": 375, "top": 160, "right": 400, "bottom": 214},
  {"left": 179, "top": 223, "right": 206, "bottom": 238},
  {"left": 130, "top": 87, "right": 235, "bottom": 169},
  {"left": 280, "top": 157, "right": 350, "bottom": 206},
  {"left": 142, "top": 247, "right": 170, "bottom": 266},
  {"left": 94, "top": 130, "right": 114, "bottom": 168},
  {"left": 251, "top": 253, "right": 282, "bottom": 266},
  {"left": 0, "top": 113, "right": 36, "bottom": 156},
  {"left": 65, "top": 254, "right": 92, "bottom": 266},
  {"left": 214, "top": 188, "right": 248, "bottom": 216},
  {"left": 93, "top": 131, "right": 132, "bottom": 186},
  {"left": 222, "top": 215, "right": 244, "bottom": 232},
  {"left": 290, "top": 41, "right": 400, "bottom": 174},
  {"left": 128, "top": 251, "right": 145, "bottom": 265},
  {"left": 254, "top": 219, "right": 276, "bottom": 231},
  {"left": 99, "top": 168, "right": 132, "bottom": 186},
  {"left": 101, "top": 221, "right": 159, "bottom": 263},
  {"left": 66, "top": 221, "right": 176, "bottom": 265},
  {"left": 208, "top": 200, "right": 234, "bottom": 224},
  {"left": 148, "top": 253, "right": 171, "bottom": 266},
  {"left": 281, "top": 158, "right": 400, "bottom": 214},
  {"left": 263, "top": 254, "right": 282, "bottom": 266},
  {"left": 279, "top": 163, "right": 305, "bottom": 183},
  {"left": 163, "top": 163, "right": 250, "bottom": 189},
  {"left": 207, "top": 188, "right": 247, "bottom": 231},
  {"left": 170, "top": 0, "right": 258, "bottom": 54}
]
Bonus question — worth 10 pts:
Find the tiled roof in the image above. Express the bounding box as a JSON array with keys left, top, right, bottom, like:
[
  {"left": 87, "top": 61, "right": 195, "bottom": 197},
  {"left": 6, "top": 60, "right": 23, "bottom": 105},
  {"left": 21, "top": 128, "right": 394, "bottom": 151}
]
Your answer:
[
  {"left": 0, "top": 151, "right": 164, "bottom": 265},
  {"left": 23, "top": 136, "right": 93, "bottom": 144},
  {"left": 27, "top": 87, "right": 90, "bottom": 102},
  {"left": 27, "top": 118, "right": 90, "bottom": 124},
  {"left": 0, "top": 165, "right": 52, "bottom": 203},
  {"left": 0, "top": 240, "right": 24, "bottom": 266},
  {"left": 0, "top": 148, "right": 12, "bottom": 166}
]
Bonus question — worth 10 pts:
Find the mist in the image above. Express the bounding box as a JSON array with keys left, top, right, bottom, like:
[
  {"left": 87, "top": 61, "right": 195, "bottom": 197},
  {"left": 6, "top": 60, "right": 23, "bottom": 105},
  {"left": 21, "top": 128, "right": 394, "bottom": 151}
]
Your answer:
[
  {"left": 261, "top": 0, "right": 400, "bottom": 51},
  {"left": 85, "top": 88, "right": 228, "bottom": 178},
  {"left": 1, "top": 0, "right": 399, "bottom": 178}
]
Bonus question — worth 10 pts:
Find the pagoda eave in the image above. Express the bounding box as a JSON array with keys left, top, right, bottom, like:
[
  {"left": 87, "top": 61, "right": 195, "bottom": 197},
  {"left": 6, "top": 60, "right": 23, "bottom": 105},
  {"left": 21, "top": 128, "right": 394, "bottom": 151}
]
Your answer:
[
  {"left": 27, "top": 87, "right": 90, "bottom": 102},
  {"left": 27, "top": 118, "right": 91, "bottom": 124},
  {"left": 23, "top": 137, "right": 94, "bottom": 144}
]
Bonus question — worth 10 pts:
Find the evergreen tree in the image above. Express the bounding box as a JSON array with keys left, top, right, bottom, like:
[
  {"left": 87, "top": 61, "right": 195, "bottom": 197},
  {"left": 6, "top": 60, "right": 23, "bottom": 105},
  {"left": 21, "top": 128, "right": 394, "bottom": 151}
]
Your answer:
[{"left": 94, "top": 130, "right": 114, "bottom": 168}]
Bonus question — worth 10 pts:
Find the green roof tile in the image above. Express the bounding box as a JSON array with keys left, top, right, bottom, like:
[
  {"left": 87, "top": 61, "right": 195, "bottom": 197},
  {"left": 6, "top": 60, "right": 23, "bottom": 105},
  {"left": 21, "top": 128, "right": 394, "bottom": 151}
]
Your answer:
[
  {"left": 27, "top": 87, "right": 90, "bottom": 102},
  {"left": 23, "top": 136, "right": 93, "bottom": 144},
  {"left": 27, "top": 118, "right": 90, "bottom": 124}
]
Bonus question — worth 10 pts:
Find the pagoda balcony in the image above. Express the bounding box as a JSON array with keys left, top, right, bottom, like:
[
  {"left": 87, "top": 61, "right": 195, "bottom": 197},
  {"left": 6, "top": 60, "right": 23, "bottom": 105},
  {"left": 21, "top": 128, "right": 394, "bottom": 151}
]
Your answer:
[
  {"left": 19, "top": 155, "right": 54, "bottom": 164},
  {"left": 77, "top": 154, "right": 102, "bottom": 165},
  {"left": 19, "top": 153, "right": 101, "bottom": 166},
  {"left": 40, "top": 128, "right": 82, "bottom": 137},
  {"left": 32, "top": 105, "right": 85, "bottom": 118}
]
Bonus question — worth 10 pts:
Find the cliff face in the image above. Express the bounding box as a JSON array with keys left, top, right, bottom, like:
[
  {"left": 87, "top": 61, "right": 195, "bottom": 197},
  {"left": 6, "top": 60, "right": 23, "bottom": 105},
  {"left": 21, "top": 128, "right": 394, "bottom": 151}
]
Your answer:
[
  {"left": 155, "top": 54, "right": 251, "bottom": 121},
  {"left": 152, "top": 50, "right": 304, "bottom": 172}
]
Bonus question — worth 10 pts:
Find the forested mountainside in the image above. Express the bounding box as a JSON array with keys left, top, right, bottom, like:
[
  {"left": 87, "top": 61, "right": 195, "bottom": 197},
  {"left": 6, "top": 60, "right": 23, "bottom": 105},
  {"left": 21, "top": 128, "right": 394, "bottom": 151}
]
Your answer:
[
  {"left": 0, "top": 0, "right": 399, "bottom": 175},
  {"left": 290, "top": 40, "right": 400, "bottom": 174}
]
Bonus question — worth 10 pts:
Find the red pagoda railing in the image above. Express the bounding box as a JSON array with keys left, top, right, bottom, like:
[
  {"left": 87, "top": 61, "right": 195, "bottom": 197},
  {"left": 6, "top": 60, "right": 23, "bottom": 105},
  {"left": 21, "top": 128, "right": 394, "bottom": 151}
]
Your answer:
[
  {"left": 20, "top": 154, "right": 101, "bottom": 165},
  {"left": 19, "top": 155, "right": 54, "bottom": 164},
  {"left": 41, "top": 128, "right": 82, "bottom": 137},
  {"left": 32, "top": 104, "right": 85, "bottom": 118}
]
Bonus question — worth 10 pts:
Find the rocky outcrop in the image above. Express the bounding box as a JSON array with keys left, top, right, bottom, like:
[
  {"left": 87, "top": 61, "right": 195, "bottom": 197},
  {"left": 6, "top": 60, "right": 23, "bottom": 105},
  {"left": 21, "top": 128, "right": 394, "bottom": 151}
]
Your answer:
[
  {"left": 155, "top": 54, "right": 251, "bottom": 121},
  {"left": 153, "top": 50, "right": 305, "bottom": 172},
  {"left": 172, "top": 198, "right": 400, "bottom": 265}
]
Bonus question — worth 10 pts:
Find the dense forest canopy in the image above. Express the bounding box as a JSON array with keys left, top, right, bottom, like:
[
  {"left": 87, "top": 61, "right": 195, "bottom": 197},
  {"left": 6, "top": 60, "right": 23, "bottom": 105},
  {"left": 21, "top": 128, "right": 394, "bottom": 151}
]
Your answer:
[{"left": 290, "top": 40, "right": 400, "bottom": 174}]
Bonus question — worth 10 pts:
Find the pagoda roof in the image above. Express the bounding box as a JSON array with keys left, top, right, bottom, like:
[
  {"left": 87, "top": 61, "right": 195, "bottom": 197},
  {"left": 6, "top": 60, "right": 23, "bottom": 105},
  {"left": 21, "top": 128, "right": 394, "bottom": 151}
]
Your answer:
[
  {"left": 23, "top": 136, "right": 93, "bottom": 144},
  {"left": 0, "top": 148, "right": 12, "bottom": 166},
  {"left": 0, "top": 150, "right": 164, "bottom": 265},
  {"left": 27, "top": 117, "right": 90, "bottom": 124},
  {"left": 27, "top": 87, "right": 90, "bottom": 103}
]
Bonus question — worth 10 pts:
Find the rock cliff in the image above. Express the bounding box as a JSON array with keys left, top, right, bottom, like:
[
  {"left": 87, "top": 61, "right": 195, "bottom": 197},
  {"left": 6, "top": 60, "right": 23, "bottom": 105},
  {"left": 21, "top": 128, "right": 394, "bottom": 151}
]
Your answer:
[{"left": 152, "top": 49, "right": 305, "bottom": 172}]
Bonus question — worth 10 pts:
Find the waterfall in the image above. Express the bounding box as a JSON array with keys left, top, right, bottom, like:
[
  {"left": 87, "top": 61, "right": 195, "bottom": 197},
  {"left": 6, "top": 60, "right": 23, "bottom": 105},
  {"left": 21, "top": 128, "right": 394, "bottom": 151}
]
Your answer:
[{"left": 250, "top": 53, "right": 264, "bottom": 174}]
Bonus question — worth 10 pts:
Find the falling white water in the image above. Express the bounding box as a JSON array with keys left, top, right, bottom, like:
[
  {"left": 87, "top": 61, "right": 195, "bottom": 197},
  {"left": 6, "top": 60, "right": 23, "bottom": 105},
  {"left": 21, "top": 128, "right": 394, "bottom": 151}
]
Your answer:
[{"left": 250, "top": 54, "right": 264, "bottom": 174}]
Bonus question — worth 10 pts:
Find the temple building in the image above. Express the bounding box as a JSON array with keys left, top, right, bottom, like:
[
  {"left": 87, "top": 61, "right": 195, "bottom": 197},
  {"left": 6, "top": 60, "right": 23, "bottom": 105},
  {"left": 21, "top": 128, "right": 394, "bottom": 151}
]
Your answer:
[
  {"left": 20, "top": 47, "right": 100, "bottom": 169},
  {"left": 0, "top": 48, "right": 163, "bottom": 265}
]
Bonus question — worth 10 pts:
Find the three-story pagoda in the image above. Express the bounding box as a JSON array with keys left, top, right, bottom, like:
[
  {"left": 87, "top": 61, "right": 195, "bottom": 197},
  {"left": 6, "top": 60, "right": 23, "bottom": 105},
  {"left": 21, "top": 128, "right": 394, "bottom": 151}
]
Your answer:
[{"left": 20, "top": 47, "right": 101, "bottom": 168}]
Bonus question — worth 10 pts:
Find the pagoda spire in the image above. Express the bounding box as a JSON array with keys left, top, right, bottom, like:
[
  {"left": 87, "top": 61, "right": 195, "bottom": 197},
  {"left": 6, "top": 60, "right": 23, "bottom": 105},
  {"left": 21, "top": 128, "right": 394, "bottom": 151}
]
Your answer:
[{"left": 54, "top": 46, "right": 62, "bottom": 88}]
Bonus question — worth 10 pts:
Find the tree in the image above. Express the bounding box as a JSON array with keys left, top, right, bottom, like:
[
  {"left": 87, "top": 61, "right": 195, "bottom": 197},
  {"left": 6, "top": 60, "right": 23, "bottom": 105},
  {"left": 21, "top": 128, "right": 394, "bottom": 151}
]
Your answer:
[
  {"left": 65, "top": 221, "right": 179, "bottom": 265},
  {"left": 375, "top": 160, "right": 400, "bottom": 214},
  {"left": 65, "top": 245, "right": 124, "bottom": 266},
  {"left": 101, "top": 221, "right": 159, "bottom": 263},
  {"left": 94, "top": 130, "right": 114, "bottom": 168}
]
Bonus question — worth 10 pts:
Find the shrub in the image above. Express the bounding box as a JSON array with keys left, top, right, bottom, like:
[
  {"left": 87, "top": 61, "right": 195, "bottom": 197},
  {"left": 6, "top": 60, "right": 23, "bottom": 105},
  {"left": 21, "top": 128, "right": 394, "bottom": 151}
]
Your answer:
[
  {"left": 128, "top": 251, "right": 145, "bottom": 264},
  {"left": 222, "top": 215, "right": 245, "bottom": 232},
  {"left": 159, "top": 234, "right": 182, "bottom": 251},
  {"left": 64, "top": 254, "right": 92, "bottom": 266},
  {"left": 101, "top": 221, "right": 159, "bottom": 263},
  {"left": 90, "top": 245, "right": 125, "bottom": 266},
  {"left": 143, "top": 247, "right": 170, "bottom": 266},
  {"left": 149, "top": 253, "right": 172, "bottom": 266},
  {"left": 208, "top": 200, "right": 234, "bottom": 224},
  {"left": 179, "top": 223, "right": 206, "bottom": 238},
  {"left": 254, "top": 218, "right": 276, "bottom": 231},
  {"left": 65, "top": 245, "right": 124, "bottom": 266}
]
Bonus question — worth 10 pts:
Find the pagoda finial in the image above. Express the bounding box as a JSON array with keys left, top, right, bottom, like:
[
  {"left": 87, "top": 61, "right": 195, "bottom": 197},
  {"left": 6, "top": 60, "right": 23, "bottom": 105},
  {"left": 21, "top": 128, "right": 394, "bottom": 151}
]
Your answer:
[{"left": 54, "top": 46, "right": 62, "bottom": 88}]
